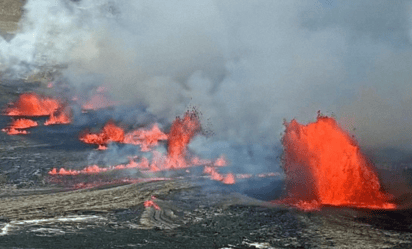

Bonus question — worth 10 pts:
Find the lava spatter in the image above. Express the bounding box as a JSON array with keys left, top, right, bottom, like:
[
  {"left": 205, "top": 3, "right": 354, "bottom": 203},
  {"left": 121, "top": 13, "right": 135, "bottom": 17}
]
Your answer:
[
  {"left": 80, "top": 122, "right": 168, "bottom": 151},
  {"left": 49, "top": 110, "right": 235, "bottom": 183},
  {"left": 5, "top": 93, "right": 60, "bottom": 116},
  {"left": 123, "top": 124, "right": 168, "bottom": 151},
  {"left": 167, "top": 110, "right": 201, "bottom": 169},
  {"left": 279, "top": 114, "right": 396, "bottom": 211},
  {"left": 79, "top": 121, "right": 125, "bottom": 149},
  {"left": 44, "top": 109, "right": 72, "bottom": 126},
  {"left": 203, "top": 166, "right": 236, "bottom": 185},
  {"left": 1, "top": 118, "right": 38, "bottom": 135}
]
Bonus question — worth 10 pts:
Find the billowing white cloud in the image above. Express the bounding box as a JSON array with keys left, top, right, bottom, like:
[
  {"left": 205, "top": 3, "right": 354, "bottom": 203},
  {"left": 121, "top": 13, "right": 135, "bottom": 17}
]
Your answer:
[{"left": 1, "top": 0, "right": 412, "bottom": 155}]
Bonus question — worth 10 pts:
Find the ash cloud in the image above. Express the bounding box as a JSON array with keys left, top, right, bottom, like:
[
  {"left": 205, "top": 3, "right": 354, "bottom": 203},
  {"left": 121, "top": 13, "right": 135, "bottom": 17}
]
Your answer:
[{"left": 1, "top": 0, "right": 412, "bottom": 158}]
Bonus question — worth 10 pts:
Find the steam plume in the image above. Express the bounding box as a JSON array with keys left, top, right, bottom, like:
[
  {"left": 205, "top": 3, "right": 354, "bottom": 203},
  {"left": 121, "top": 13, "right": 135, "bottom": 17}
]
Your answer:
[{"left": 1, "top": 0, "right": 412, "bottom": 159}]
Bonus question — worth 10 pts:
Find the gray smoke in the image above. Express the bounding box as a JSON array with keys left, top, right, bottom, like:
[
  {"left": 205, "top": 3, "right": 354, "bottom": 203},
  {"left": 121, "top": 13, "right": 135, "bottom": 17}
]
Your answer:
[{"left": 1, "top": 0, "right": 412, "bottom": 159}]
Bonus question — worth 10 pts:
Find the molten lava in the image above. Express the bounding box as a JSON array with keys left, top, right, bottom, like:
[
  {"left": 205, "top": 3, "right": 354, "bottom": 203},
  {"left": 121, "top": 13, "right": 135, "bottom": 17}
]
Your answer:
[
  {"left": 204, "top": 166, "right": 236, "bottom": 185},
  {"left": 80, "top": 122, "right": 168, "bottom": 151},
  {"left": 49, "top": 158, "right": 151, "bottom": 176},
  {"left": 144, "top": 196, "right": 161, "bottom": 210},
  {"left": 5, "top": 93, "right": 60, "bottom": 116},
  {"left": 280, "top": 114, "right": 395, "bottom": 210},
  {"left": 49, "top": 110, "right": 235, "bottom": 181},
  {"left": 44, "top": 110, "right": 72, "bottom": 126},
  {"left": 2, "top": 118, "right": 38, "bottom": 135},
  {"left": 80, "top": 121, "right": 125, "bottom": 149},
  {"left": 167, "top": 110, "right": 201, "bottom": 169},
  {"left": 123, "top": 124, "right": 168, "bottom": 151}
]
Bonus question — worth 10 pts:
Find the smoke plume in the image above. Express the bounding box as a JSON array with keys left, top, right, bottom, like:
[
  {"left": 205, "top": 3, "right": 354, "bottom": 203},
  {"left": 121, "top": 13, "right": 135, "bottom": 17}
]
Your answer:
[{"left": 1, "top": 0, "right": 412, "bottom": 163}]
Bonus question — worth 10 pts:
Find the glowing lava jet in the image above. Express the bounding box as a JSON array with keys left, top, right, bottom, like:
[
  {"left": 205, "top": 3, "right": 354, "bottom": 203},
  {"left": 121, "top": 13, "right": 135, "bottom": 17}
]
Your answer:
[
  {"left": 80, "top": 121, "right": 125, "bottom": 150},
  {"left": 279, "top": 114, "right": 396, "bottom": 211},
  {"left": 5, "top": 93, "right": 60, "bottom": 116},
  {"left": 4, "top": 93, "right": 72, "bottom": 126},
  {"left": 80, "top": 122, "right": 168, "bottom": 151},
  {"left": 166, "top": 110, "right": 201, "bottom": 169},
  {"left": 44, "top": 109, "right": 72, "bottom": 126},
  {"left": 1, "top": 118, "right": 38, "bottom": 135},
  {"left": 49, "top": 111, "right": 234, "bottom": 185},
  {"left": 204, "top": 166, "right": 235, "bottom": 185}
]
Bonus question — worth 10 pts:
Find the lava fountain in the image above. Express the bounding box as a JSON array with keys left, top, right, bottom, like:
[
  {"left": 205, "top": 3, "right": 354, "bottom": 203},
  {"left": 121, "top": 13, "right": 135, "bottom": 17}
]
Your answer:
[
  {"left": 280, "top": 113, "right": 396, "bottom": 210},
  {"left": 4, "top": 93, "right": 60, "bottom": 116},
  {"left": 44, "top": 109, "right": 72, "bottom": 126},
  {"left": 79, "top": 121, "right": 125, "bottom": 150},
  {"left": 80, "top": 122, "right": 168, "bottom": 151},
  {"left": 166, "top": 110, "right": 201, "bottom": 169},
  {"left": 49, "top": 110, "right": 235, "bottom": 185},
  {"left": 1, "top": 118, "right": 38, "bottom": 135}
]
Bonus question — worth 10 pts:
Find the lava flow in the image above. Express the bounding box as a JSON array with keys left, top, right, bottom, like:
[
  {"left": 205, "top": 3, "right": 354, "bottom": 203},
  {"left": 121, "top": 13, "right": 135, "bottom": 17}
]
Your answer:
[
  {"left": 144, "top": 196, "right": 161, "bottom": 210},
  {"left": 4, "top": 93, "right": 60, "bottom": 116},
  {"left": 279, "top": 113, "right": 396, "bottom": 211},
  {"left": 80, "top": 121, "right": 168, "bottom": 151},
  {"left": 204, "top": 166, "right": 235, "bottom": 185},
  {"left": 80, "top": 121, "right": 125, "bottom": 149},
  {"left": 44, "top": 109, "right": 72, "bottom": 126},
  {"left": 123, "top": 124, "right": 168, "bottom": 151},
  {"left": 49, "top": 111, "right": 234, "bottom": 184},
  {"left": 1, "top": 118, "right": 38, "bottom": 135},
  {"left": 4, "top": 93, "right": 72, "bottom": 127},
  {"left": 166, "top": 110, "right": 201, "bottom": 169}
]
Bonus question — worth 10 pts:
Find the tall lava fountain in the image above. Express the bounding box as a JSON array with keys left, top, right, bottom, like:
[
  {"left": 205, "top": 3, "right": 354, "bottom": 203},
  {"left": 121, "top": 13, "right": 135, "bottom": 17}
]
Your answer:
[{"left": 280, "top": 113, "right": 396, "bottom": 210}]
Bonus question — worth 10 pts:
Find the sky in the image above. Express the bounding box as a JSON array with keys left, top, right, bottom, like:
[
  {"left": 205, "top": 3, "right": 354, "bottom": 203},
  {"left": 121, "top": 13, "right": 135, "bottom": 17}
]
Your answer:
[{"left": 1, "top": 0, "right": 412, "bottom": 157}]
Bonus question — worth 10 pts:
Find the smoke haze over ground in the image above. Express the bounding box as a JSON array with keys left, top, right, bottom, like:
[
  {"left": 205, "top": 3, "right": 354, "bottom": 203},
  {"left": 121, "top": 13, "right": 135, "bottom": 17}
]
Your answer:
[{"left": 1, "top": 0, "right": 412, "bottom": 158}]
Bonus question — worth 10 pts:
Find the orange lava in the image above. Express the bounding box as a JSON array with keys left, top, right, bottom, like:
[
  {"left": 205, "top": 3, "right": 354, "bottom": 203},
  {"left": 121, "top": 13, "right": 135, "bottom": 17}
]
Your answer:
[
  {"left": 123, "top": 124, "right": 168, "bottom": 151},
  {"left": 44, "top": 110, "right": 71, "bottom": 126},
  {"left": 49, "top": 158, "right": 152, "bottom": 175},
  {"left": 203, "top": 166, "right": 235, "bottom": 185},
  {"left": 80, "top": 121, "right": 125, "bottom": 148},
  {"left": 80, "top": 122, "right": 168, "bottom": 151},
  {"left": 280, "top": 114, "right": 395, "bottom": 211},
  {"left": 2, "top": 118, "right": 38, "bottom": 135},
  {"left": 8, "top": 118, "right": 38, "bottom": 129},
  {"left": 144, "top": 196, "right": 161, "bottom": 210},
  {"left": 5, "top": 93, "right": 60, "bottom": 116},
  {"left": 223, "top": 173, "right": 236, "bottom": 184},
  {"left": 50, "top": 111, "right": 231, "bottom": 177},
  {"left": 167, "top": 111, "right": 201, "bottom": 169}
]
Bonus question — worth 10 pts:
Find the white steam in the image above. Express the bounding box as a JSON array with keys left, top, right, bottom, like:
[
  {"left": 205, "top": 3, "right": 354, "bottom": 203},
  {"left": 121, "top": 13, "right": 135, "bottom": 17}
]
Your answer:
[{"left": 1, "top": 0, "right": 412, "bottom": 156}]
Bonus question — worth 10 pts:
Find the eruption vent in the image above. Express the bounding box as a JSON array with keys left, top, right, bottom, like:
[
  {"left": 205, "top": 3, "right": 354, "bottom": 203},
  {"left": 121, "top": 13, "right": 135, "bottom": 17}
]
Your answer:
[
  {"left": 281, "top": 114, "right": 395, "bottom": 210},
  {"left": 44, "top": 110, "right": 72, "bottom": 126},
  {"left": 80, "top": 122, "right": 168, "bottom": 151},
  {"left": 49, "top": 110, "right": 234, "bottom": 184},
  {"left": 80, "top": 121, "right": 125, "bottom": 149},
  {"left": 5, "top": 93, "right": 60, "bottom": 116},
  {"left": 167, "top": 111, "right": 201, "bottom": 169},
  {"left": 1, "top": 118, "right": 38, "bottom": 135}
]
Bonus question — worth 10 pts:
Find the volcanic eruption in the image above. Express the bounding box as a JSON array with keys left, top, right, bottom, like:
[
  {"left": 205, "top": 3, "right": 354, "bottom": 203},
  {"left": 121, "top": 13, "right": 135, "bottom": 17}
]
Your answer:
[
  {"left": 279, "top": 113, "right": 396, "bottom": 211},
  {"left": 3, "top": 93, "right": 72, "bottom": 128},
  {"left": 49, "top": 110, "right": 234, "bottom": 184},
  {"left": 5, "top": 93, "right": 60, "bottom": 117},
  {"left": 1, "top": 118, "right": 38, "bottom": 135},
  {"left": 79, "top": 121, "right": 168, "bottom": 151}
]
